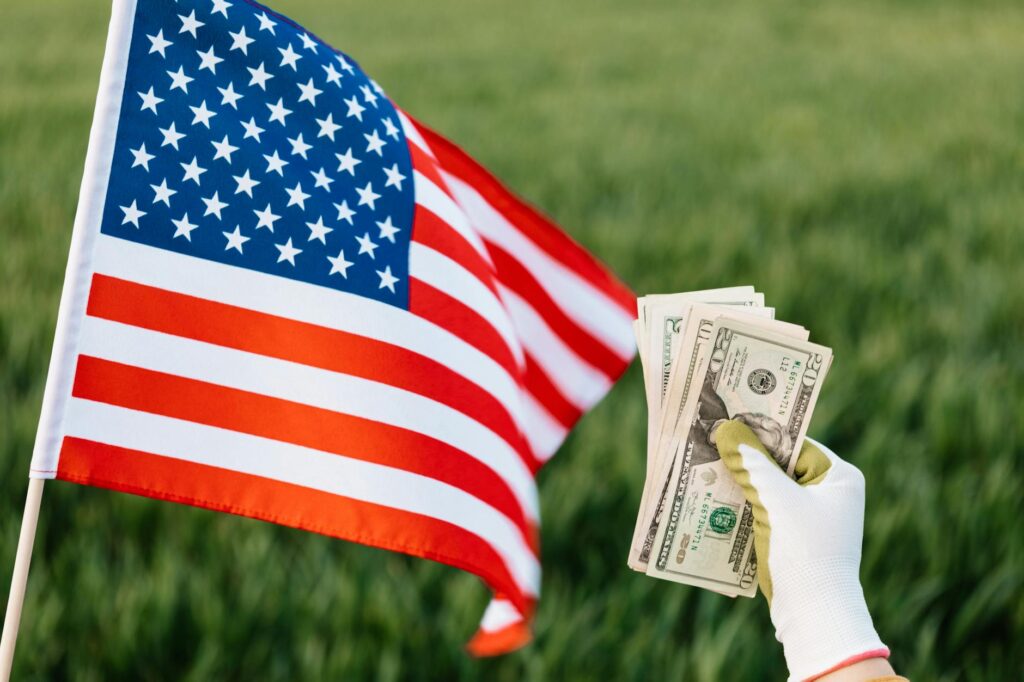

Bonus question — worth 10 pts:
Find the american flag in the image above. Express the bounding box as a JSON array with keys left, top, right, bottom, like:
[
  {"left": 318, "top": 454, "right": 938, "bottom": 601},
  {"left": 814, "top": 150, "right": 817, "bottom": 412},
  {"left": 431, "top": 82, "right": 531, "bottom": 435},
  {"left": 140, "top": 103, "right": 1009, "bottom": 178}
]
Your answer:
[{"left": 30, "top": 0, "right": 635, "bottom": 654}]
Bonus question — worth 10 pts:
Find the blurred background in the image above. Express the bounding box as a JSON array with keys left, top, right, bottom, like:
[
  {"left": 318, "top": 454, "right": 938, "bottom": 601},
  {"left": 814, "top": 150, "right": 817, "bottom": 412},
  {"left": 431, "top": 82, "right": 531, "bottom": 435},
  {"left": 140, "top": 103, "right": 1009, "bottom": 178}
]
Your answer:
[{"left": 1, "top": 0, "right": 1022, "bottom": 679}]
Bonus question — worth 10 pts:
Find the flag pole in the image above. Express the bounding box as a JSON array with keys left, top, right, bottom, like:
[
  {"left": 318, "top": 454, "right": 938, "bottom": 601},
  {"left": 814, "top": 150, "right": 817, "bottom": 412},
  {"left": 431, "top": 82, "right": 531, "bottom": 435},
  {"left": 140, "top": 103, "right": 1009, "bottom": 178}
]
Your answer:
[{"left": 0, "top": 478, "right": 45, "bottom": 682}]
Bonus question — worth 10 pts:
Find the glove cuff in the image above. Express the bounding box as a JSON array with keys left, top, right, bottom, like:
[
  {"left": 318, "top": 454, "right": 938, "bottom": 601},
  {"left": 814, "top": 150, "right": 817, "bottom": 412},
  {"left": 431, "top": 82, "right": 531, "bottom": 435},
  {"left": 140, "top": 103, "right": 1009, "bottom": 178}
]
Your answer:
[{"left": 769, "top": 555, "right": 886, "bottom": 682}]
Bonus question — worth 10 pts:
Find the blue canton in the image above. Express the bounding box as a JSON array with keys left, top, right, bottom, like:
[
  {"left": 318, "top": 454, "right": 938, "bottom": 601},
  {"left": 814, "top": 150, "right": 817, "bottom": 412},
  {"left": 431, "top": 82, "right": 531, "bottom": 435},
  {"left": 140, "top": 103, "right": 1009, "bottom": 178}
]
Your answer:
[{"left": 102, "top": 0, "right": 414, "bottom": 308}]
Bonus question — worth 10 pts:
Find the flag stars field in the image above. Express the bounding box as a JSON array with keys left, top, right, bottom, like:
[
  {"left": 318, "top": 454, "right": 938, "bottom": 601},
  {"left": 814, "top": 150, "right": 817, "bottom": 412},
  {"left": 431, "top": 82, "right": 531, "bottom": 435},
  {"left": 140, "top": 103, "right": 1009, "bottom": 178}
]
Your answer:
[{"left": 102, "top": 0, "right": 415, "bottom": 305}]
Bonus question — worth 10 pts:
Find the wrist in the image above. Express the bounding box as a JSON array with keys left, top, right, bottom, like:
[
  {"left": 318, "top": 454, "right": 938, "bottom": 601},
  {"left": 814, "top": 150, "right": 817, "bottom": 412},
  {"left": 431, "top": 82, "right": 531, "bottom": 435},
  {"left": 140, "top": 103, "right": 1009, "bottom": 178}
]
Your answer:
[{"left": 769, "top": 555, "right": 886, "bottom": 682}]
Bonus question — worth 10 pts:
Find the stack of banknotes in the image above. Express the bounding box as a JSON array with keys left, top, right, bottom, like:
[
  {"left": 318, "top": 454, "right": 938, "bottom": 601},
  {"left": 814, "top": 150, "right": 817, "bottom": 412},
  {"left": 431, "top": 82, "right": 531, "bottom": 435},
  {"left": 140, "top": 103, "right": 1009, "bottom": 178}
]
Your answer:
[{"left": 627, "top": 287, "right": 833, "bottom": 597}]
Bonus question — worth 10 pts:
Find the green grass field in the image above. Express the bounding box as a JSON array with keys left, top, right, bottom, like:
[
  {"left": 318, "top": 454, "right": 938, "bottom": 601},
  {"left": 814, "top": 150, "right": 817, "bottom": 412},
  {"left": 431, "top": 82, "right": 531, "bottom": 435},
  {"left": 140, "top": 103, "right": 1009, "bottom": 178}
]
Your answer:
[{"left": 2, "top": 0, "right": 1022, "bottom": 679}]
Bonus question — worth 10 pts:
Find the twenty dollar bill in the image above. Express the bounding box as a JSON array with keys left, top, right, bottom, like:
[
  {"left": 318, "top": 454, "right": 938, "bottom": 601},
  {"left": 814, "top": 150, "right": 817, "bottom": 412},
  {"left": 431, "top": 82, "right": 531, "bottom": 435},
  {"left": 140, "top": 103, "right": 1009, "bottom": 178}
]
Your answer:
[{"left": 643, "top": 316, "right": 832, "bottom": 595}]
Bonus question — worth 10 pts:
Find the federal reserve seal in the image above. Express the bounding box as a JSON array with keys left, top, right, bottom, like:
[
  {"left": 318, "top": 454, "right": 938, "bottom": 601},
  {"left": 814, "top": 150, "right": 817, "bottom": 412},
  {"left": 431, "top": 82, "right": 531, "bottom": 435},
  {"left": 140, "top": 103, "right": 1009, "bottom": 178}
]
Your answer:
[
  {"left": 747, "top": 368, "right": 777, "bottom": 395},
  {"left": 709, "top": 506, "right": 737, "bottom": 534}
]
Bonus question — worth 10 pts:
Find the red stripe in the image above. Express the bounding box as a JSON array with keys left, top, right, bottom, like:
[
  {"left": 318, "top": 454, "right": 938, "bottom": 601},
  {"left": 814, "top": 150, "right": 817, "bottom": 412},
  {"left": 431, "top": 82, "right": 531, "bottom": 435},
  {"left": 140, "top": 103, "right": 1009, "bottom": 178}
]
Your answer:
[
  {"left": 467, "top": 620, "right": 532, "bottom": 657},
  {"left": 86, "top": 274, "right": 533, "bottom": 469},
  {"left": 488, "top": 244, "right": 627, "bottom": 380},
  {"left": 522, "top": 355, "right": 581, "bottom": 429},
  {"left": 57, "top": 436, "right": 534, "bottom": 616},
  {"left": 409, "top": 115, "right": 636, "bottom": 317},
  {"left": 409, "top": 141, "right": 446, "bottom": 189},
  {"left": 408, "top": 278, "right": 520, "bottom": 377},
  {"left": 412, "top": 203, "right": 500, "bottom": 300},
  {"left": 71, "top": 355, "right": 537, "bottom": 548}
]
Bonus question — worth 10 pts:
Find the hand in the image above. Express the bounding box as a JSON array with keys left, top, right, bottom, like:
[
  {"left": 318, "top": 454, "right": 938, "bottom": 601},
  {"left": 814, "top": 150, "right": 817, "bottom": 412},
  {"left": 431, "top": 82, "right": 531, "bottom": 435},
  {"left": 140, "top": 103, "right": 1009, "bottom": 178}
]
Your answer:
[{"left": 714, "top": 420, "right": 893, "bottom": 682}]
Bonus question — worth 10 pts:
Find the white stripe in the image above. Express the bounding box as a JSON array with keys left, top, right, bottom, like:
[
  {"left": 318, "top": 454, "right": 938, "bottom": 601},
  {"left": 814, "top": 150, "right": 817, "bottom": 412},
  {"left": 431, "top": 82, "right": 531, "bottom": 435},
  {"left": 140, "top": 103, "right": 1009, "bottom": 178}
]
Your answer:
[
  {"left": 499, "top": 285, "right": 611, "bottom": 411},
  {"left": 63, "top": 397, "right": 540, "bottom": 596},
  {"left": 77, "top": 316, "right": 539, "bottom": 522},
  {"left": 519, "top": 392, "right": 568, "bottom": 462},
  {"left": 441, "top": 171, "right": 635, "bottom": 362},
  {"left": 414, "top": 172, "right": 492, "bottom": 263},
  {"left": 410, "top": 243, "right": 524, "bottom": 367},
  {"left": 397, "top": 110, "right": 433, "bottom": 158},
  {"left": 479, "top": 598, "right": 523, "bottom": 633},
  {"left": 92, "top": 234, "right": 526, "bottom": 431}
]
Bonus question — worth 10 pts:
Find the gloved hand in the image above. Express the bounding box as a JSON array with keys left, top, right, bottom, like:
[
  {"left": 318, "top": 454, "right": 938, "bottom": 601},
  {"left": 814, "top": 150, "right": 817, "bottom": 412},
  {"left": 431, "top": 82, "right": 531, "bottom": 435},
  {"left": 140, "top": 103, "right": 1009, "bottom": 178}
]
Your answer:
[{"left": 714, "top": 420, "right": 890, "bottom": 682}]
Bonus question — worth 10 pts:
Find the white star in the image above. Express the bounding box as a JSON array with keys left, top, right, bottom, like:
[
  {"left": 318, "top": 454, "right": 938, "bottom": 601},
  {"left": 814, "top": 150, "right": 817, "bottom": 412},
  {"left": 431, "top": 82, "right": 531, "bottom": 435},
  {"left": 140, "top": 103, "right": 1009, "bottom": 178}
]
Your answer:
[
  {"left": 364, "top": 129, "right": 385, "bottom": 156},
  {"left": 360, "top": 84, "right": 378, "bottom": 108},
  {"left": 344, "top": 95, "right": 365, "bottom": 121},
  {"left": 223, "top": 225, "right": 250, "bottom": 253},
  {"left": 254, "top": 204, "right": 280, "bottom": 231},
  {"left": 275, "top": 238, "right": 302, "bottom": 265},
  {"left": 202, "top": 191, "right": 229, "bottom": 219},
  {"left": 376, "top": 216, "right": 401, "bottom": 243},
  {"left": 233, "top": 170, "right": 260, "bottom": 197},
  {"left": 315, "top": 113, "right": 341, "bottom": 141},
  {"left": 241, "top": 117, "right": 265, "bottom": 142},
  {"left": 355, "top": 182, "right": 381, "bottom": 210},
  {"left": 305, "top": 216, "right": 333, "bottom": 244},
  {"left": 138, "top": 87, "right": 163, "bottom": 114},
  {"left": 211, "top": 0, "right": 232, "bottom": 18},
  {"left": 228, "top": 26, "right": 253, "bottom": 54},
  {"left": 196, "top": 46, "right": 223, "bottom": 74},
  {"left": 383, "top": 163, "right": 406, "bottom": 190},
  {"left": 297, "top": 78, "right": 322, "bottom": 106},
  {"left": 130, "top": 143, "right": 155, "bottom": 170},
  {"left": 263, "top": 150, "right": 288, "bottom": 176},
  {"left": 120, "top": 200, "right": 146, "bottom": 227},
  {"left": 189, "top": 100, "right": 216, "bottom": 127},
  {"left": 278, "top": 43, "right": 301, "bottom": 70},
  {"left": 172, "top": 212, "right": 199, "bottom": 241},
  {"left": 150, "top": 178, "right": 177, "bottom": 206},
  {"left": 147, "top": 30, "right": 172, "bottom": 57},
  {"left": 299, "top": 32, "right": 318, "bottom": 52},
  {"left": 322, "top": 62, "right": 342, "bottom": 86},
  {"left": 337, "top": 55, "right": 355, "bottom": 74},
  {"left": 218, "top": 82, "right": 243, "bottom": 109},
  {"left": 310, "top": 167, "right": 334, "bottom": 191},
  {"left": 167, "top": 66, "right": 194, "bottom": 93},
  {"left": 376, "top": 265, "right": 399, "bottom": 293},
  {"left": 355, "top": 232, "right": 378, "bottom": 259},
  {"left": 285, "top": 182, "right": 310, "bottom": 210},
  {"left": 327, "top": 249, "right": 353, "bottom": 277},
  {"left": 335, "top": 148, "right": 361, "bottom": 176},
  {"left": 247, "top": 62, "right": 273, "bottom": 90},
  {"left": 371, "top": 79, "right": 385, "bottom": 94},
  {"left": 211, "top": 135, "right": 238, "bottom": 163},
  {"left": 180, "top": 156, "right": 207, "bottom": 185},
  {"left": 382, "top": 117, "right": 400, "bottom": 140},
  {"left": 333, "top": 200, "right": 355, "bottom": 224},
  {"left": 159, "top": 122, "right": 185, "bottom": 149},
  {"left": 287, "top": 133, "right": 312, "bottom": 159},
  {"left": 257, "top": 12, "right": 276, "bottom": 34},
  {"left": 178, "top": 10, "right": 204, "bottom": 38},
  {"left": 266, "top": 98, "right": 292, "bottom": 126}
]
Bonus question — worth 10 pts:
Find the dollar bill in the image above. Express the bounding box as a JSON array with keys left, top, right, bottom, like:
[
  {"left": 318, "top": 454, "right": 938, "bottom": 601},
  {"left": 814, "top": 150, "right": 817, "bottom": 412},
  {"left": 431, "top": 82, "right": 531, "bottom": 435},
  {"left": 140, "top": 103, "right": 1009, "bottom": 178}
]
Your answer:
[
  {"left": 628, "top": 292, "right": 766, "bottom": 570},
  {"left": 643, "top": 317, "right": 832, "bottom": 594},
  {"left": 628, "top": 305, "right": 794, "bottom": 571}
]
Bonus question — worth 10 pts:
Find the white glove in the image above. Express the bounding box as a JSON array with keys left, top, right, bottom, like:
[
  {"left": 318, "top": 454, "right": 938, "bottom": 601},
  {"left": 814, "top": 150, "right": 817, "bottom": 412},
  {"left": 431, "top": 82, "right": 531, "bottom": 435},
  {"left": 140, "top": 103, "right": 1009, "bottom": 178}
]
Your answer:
[{"left": 714, "top": 420, "right": 889, "bottom": 682}]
